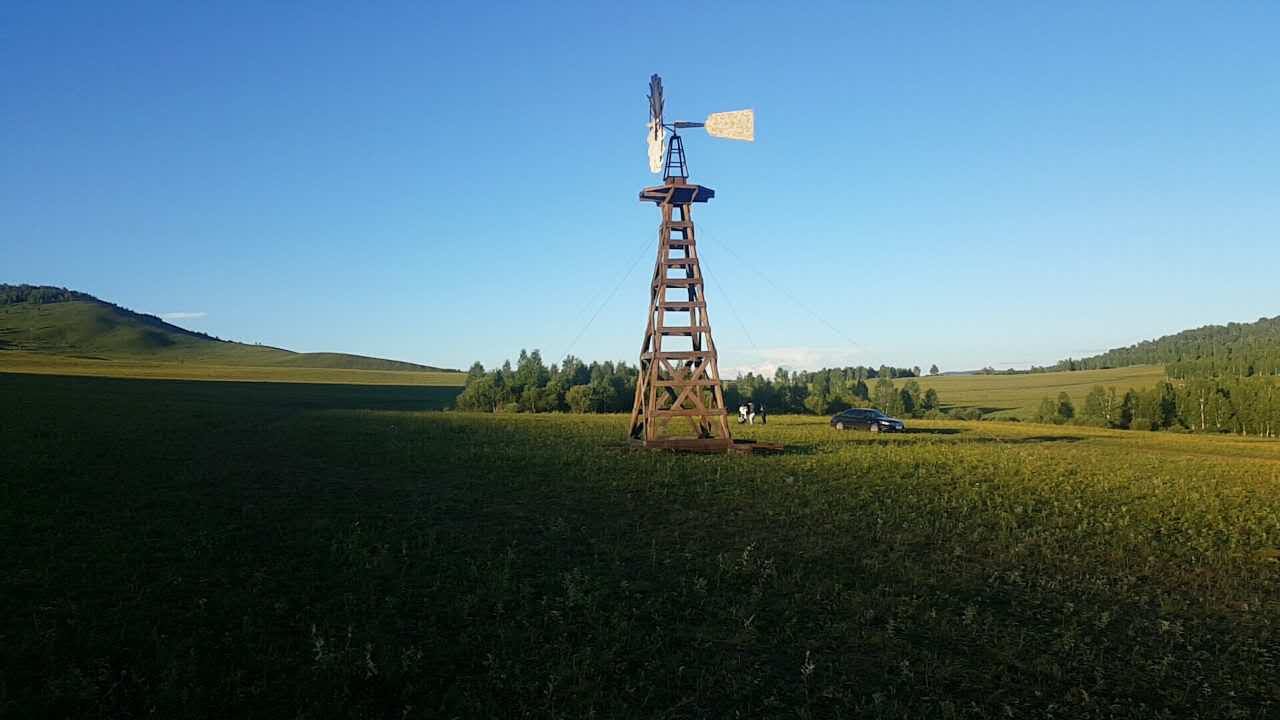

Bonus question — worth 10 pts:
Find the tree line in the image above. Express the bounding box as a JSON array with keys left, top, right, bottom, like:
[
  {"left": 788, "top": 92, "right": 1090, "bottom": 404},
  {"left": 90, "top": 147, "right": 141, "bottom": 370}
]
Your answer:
[
  {"left": 455, "top": 351, "right": 639, "bottom": 413},
  {"left": 1037, "top": 314, "right": 1280, "bottom": 377},
  {"left": 456, "top": 350, "right": 948, "bottom": 417},
  {"left": 0, "top": 284, "right": 95, "bottom": 305},
  {"left": 1034, "top": 376, "right": 1279, "bottom": 437},
  {"left": 733, "top": 367, "right": 946, "bottom": 418}
]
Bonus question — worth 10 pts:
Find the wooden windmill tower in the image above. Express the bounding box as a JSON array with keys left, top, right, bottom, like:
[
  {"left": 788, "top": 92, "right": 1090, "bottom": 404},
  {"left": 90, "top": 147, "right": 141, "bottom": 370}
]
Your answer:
[{"left": 628, "top": 75, "right": 756, "bottom": 451}]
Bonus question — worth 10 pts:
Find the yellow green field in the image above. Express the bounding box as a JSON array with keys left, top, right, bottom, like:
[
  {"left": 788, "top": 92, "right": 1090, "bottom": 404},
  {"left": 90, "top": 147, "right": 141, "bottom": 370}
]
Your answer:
[
  {"left": 2, "top": 347, "right": 1165, "bottom": 422},
  {"left": 0, "top": 351, "right": 465, "bottom": 386},
  {"left": 890, "top": 365, "right": 1168, "bottom": 419}
]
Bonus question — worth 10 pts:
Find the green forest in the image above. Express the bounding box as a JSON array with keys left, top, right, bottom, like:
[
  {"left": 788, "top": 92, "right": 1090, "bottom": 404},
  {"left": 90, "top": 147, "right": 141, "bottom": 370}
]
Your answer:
[
  {"left": 0, "top": 284, "right": 96, "bottom": 305},
  {"left": 1031, "top": 313, "right": 1280, "bottom": 436},
  {"left": 1036, "top": 378, "right": 1278, "bottom": 437},
  {"left": 1043, "top": 314, "right": 1280, "bottom": 377},
  {"left": 455, "top": 350, "right": 943, "bottom": 417}
]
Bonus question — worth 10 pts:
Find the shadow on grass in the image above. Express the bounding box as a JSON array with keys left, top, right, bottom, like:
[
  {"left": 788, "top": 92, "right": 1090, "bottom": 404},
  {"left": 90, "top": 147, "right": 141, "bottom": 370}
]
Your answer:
[
  {"left": 902, "top": 428, "right": 964, "bottom": 435},
  {"left": 3, "top": 382, "right": 1270, "bottom": 718},
  {"left": 0, "top": 372, "right": 462, "bottom": 413},
  {"left": 612, "top": 441, "right": 823, "bottom": 457},
  {"left": 939, "top": 405, "right": 1018, "bottom": 415},
  {"left": 938, "top": 434, "right": 1086, "bottom": 445},
  {"left": 1015, "top": 434, "right": 1085, "bottom": 444},
  {"left": 833, "top": 432, "right": 1086, "bottom": 447}
]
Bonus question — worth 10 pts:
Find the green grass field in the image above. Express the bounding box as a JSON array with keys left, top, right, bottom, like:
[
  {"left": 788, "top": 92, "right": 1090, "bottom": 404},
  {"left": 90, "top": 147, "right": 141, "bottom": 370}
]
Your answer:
[
  {"left": 0, "top": 350, "right": 466, "bottom": 386},
  {"left": 890, "top": 366, "right": 1169, "bottom": 419},
  {"left": 3, "top": 372, "right": 1277, "bottom": 718}
]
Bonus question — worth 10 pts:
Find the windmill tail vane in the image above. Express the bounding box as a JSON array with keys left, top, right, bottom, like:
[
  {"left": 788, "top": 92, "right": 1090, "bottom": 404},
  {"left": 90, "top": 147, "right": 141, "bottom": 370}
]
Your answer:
[
  {"left": 672, "top": 110, "right": 755, "bottom": 142},
  {"left": 702, "top": 110, "right": 755, "bottom": 141}
]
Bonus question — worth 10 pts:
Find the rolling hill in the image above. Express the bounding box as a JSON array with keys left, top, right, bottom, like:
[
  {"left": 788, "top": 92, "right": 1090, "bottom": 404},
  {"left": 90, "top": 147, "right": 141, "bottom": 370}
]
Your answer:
[
  {"left": 1044, "top": 314, "right": 1280, "bottom": 377},
  {"left": 0, "top": 284, "right": 456, "bottom": 374}
]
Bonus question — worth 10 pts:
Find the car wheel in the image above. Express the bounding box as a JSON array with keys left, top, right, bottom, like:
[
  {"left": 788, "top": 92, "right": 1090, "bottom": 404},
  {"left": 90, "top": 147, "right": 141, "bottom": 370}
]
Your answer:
[
  {"left": 869, "top": 423, "right": 880, "bottom": 433},
  {"left": 835, "top": 421, "right": 845, "bottom": 431}
]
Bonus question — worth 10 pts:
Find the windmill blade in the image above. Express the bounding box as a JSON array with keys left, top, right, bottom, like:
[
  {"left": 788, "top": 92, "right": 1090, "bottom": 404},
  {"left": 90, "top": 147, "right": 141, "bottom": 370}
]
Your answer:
[
  {"left": 647, "top": 120, "right": 665, "bottom": 173},
  {"left": 704, "top": 109, "right": 754, "bottom": 142},
  {"left": 647, "top": 74, "right": 666, "bottom": 173},
  {"left": 648, "top": 74, "right": 664, "bottom": 134}
]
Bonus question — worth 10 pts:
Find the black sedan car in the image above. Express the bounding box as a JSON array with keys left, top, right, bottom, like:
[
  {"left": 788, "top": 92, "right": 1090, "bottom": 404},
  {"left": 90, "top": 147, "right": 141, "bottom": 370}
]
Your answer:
[{"left": 830, "top": 408, "right": 905, "bottom": 433}]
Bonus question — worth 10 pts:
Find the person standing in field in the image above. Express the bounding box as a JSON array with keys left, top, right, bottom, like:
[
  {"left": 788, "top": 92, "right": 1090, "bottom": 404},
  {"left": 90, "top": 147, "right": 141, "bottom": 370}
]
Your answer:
[
  {"left": 758, "top": 403, "right": 767, "bottom": 425},
  {"left": 747, "top": 401, "right": 755, "bottom": 425},
  {"left": 738, "top": 403, "right": 748, "bottom": 424}
]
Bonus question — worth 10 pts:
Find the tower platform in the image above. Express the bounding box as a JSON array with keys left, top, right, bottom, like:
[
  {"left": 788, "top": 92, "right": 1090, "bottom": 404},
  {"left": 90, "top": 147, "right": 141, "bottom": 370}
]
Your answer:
[
  {"left": 639, "top": 180, "right": 714, "bottom": 205},
  {"left": 628, "top": 437, "right": 785, "bottom": 455}
]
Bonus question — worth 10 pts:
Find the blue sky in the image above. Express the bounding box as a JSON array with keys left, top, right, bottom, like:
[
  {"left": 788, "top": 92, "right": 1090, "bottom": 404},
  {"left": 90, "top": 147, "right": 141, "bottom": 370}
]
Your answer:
[{"left": 3, "top": 3, "right": 1277, "bottom": 374}]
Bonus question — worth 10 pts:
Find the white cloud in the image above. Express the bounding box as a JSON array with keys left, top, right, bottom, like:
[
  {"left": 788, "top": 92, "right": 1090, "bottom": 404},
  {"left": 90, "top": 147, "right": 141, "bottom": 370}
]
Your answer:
[
  {"left": 725, "top": 345, "right": 862, "bottom": 378},
  {"left": 160, "top": 312, "right": 207, "bottom": 320}
]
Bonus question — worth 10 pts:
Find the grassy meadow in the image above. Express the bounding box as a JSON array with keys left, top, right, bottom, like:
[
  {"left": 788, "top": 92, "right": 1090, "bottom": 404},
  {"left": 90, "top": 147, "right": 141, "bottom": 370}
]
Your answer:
[
  {"left": 3, "top": 371, "right": 1278, "bottom": 718},
  {"left": 0, "top": 350, "right": 466, "bottom": 387},
  {"left": 889, "top": 365, "right": 1169, "bottom": 419}
]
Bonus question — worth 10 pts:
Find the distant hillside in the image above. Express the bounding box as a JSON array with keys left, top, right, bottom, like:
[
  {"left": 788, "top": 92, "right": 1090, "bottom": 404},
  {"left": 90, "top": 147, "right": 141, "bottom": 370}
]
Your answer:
[
  {"left": 885, "top": 365, "right": 1167, "bottom": 419},
  {"left": 1044, "top": 314, "right": 1280, "bottom": 378},
  {"left": 0, "top": 284, "right": 456, "bottom": 372}
]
